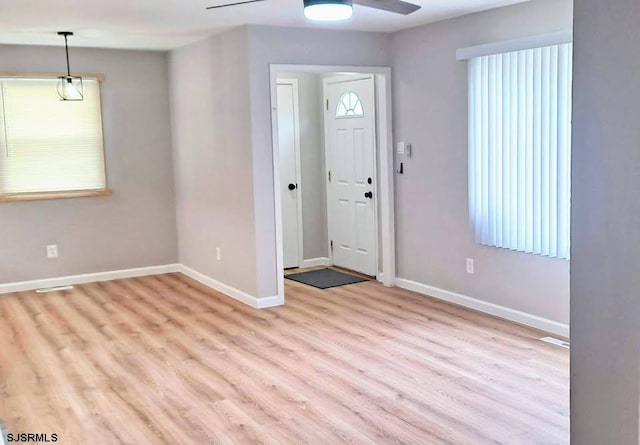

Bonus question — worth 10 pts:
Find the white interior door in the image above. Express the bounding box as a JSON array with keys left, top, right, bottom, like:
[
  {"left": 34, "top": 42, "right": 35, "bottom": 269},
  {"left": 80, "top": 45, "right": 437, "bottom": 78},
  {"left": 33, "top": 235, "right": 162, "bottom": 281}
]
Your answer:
[
  {"left": 324, "top": 75, "right": 377, "bottom": 276},
  {"left": 277, "top": 80, "right": 303, "bottom": 269}
]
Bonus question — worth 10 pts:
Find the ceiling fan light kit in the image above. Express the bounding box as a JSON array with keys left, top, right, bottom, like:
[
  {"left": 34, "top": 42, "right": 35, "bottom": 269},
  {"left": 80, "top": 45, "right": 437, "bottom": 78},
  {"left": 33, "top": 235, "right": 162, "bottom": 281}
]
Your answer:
[
  {"left": 57, "top": 31, "right": 84, "bottom": 101},
  {"left": 207, "top": 0, "right": 420, "bottom": 19},
  {"left": 303, "top": 0, "right": 352, "bottom": 21}
]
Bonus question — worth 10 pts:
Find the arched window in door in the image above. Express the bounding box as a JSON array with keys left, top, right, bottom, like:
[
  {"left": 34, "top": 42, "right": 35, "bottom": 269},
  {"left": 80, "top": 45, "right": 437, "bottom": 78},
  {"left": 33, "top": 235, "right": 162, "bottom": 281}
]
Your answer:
[{"left": 335, "top": 91, "right": 364, "bottom": 118}]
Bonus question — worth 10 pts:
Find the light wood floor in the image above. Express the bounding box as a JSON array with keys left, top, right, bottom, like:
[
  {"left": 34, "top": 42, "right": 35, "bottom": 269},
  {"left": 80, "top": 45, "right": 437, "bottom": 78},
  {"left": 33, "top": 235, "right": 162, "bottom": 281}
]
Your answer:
[{"left": 0, "top": 273, "right": 569, "bottom": 444}]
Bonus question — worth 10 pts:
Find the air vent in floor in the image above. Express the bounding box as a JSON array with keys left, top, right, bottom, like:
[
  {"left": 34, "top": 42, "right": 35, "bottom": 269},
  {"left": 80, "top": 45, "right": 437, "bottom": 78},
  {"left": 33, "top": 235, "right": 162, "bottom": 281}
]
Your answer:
[
  {"left": 540, "top": 336, "right": 570, "bottom": 349},
  {"left": 36, "top": 285, "right": 74, "bottom": 293}
]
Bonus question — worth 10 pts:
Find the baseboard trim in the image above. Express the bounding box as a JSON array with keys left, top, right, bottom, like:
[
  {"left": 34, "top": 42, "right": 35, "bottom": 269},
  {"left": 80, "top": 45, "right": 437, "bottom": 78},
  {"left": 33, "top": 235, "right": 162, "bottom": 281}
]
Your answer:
[
  {"left": 0, "top": 264, "right": 181, "bottom": 295},
  {"left": 1, "top": 266, "right": 563, "bottom": 332},
  {"left": 255, "top": 294, "right": 285, "bottom": 309},
  {"left": 301, "top": 257, "right": 331, "bottom": 268},
  {"left": 0, "top": 263, "right": 284, "bottom": 310},
  {"left": 395, "top": 278, "right": 569, "bottom": 338},
  {"left": 178, "top": 265, "right": 283, "bottom": 309}
]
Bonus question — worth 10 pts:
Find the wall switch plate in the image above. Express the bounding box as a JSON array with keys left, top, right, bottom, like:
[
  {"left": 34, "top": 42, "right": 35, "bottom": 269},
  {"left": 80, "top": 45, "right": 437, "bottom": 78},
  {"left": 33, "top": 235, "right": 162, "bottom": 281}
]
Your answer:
[
  {"left": 396, "top": 142, "right": 406, "bottom": 155},
  {"left": 47, "top": 244, "right": 59, "bottom": 259},
  {"left": 216, "top": 247, "right": 221, "bottom": 261},
  {"left": 466, "top": 258, "right": 474, "bottom": 274}
]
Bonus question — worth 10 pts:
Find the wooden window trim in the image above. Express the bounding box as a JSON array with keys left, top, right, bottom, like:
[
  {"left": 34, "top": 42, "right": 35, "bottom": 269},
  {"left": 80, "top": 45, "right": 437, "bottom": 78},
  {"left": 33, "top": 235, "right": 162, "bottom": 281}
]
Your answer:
[{"left": 0, "top": 188, "right": 112, "bottom": 203}]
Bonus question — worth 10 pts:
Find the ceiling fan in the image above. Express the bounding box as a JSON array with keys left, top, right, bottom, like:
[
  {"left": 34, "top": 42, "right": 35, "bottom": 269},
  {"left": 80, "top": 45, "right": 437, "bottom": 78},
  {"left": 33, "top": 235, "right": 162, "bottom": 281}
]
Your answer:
[{"left": 206, "top": 0, "right": 421, "bottom": 21}]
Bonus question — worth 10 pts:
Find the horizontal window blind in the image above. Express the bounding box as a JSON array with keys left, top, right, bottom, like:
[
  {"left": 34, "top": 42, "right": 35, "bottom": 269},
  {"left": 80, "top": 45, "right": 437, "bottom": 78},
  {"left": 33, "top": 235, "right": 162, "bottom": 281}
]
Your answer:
[
  {"left": 0, "top": 77, "right": 105, "bottom": 195},
  {"left": 468, "top": 43, "right": 572, "bottom": 259}
]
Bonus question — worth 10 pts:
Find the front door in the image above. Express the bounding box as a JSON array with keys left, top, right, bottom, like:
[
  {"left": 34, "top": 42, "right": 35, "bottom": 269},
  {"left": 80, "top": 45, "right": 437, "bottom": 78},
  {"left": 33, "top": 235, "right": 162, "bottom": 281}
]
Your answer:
[{"left": 324, "top": 75, "right": 377, "bottom": 276}]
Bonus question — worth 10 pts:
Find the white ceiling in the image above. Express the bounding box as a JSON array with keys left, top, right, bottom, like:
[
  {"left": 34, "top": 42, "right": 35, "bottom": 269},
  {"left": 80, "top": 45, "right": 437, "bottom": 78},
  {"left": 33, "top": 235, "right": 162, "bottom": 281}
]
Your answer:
[{"left": 0, "top": 0, "right": 528, "bottom": 51}]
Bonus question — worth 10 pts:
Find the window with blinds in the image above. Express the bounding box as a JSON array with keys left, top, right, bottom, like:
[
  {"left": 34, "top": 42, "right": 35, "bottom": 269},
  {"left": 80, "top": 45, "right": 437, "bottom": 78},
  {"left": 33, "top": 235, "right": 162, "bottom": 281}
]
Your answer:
[
  {"left": 467, "top": 43, "right": 573, "bottom": 259},
  {"left": 0, "top": 77, "right": 106, "bottom": 196}
]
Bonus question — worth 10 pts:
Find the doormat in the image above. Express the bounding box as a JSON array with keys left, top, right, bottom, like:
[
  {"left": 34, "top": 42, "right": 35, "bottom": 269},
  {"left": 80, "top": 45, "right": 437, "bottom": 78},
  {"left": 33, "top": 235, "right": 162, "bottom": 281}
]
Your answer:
[{"left": 285, "top": 268, "right": 368, "bottom": 289}]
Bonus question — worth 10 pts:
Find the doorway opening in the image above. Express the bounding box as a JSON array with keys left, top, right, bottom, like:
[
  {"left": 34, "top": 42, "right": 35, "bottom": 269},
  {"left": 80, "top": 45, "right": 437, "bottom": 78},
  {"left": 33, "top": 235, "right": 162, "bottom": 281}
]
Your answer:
[{"left": 270, "top": 65, "right": 395, "bottom": 302}]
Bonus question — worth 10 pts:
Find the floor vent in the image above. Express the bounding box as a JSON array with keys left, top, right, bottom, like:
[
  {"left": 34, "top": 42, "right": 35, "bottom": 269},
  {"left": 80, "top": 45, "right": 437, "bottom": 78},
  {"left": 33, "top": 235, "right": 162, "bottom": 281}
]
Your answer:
[
  {"left": 35, "top": 285, "right": 74, "bottom": 294},
  {"left": 540, "top": 336, "right": 570, "bottom": 349}
]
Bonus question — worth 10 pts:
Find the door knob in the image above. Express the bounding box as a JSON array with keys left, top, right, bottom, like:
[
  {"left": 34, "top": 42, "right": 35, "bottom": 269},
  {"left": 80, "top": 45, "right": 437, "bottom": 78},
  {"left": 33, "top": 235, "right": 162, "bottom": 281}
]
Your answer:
[
  {"left": 364, "top": 191, "right": 373, "bottom": 199},
  {"left": 288, "top": 183, "right": 297, "bottom": 191}
]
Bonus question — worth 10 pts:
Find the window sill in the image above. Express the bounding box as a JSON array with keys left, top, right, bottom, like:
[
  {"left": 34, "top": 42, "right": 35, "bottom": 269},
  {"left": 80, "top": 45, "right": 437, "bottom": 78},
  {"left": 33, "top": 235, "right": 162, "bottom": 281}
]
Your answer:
[{"left": 0, "top": 189, "right": 112, "bottom": 203}]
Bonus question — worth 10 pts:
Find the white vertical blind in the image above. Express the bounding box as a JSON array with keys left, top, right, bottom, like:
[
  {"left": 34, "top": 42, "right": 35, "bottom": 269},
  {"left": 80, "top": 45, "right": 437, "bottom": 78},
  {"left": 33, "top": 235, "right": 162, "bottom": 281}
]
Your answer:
[
  {"left": 0, "top": 77, "right": 105, "bottom": 195},
  {"left": 468, "top": 43, "right": 572, "bottom": 259}
]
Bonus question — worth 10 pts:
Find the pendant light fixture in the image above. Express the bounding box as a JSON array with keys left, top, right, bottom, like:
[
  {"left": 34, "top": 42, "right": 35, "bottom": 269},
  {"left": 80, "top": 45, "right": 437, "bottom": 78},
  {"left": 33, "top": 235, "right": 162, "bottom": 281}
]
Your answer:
[
  {"left": 57, "top": 31, "right": 83, "bottom": 101},
  {"left": 303, "top": 0, "right": 352, "bottom": 21}
]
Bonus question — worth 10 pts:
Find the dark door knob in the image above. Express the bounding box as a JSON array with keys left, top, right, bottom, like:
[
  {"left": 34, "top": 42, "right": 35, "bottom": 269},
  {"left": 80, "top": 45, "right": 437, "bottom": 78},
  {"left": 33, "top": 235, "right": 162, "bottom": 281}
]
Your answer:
[
  {"left": 288, "top": 183, "right": 297, "bottom": 191},
  {"left": 365, "top": 191, "right": 373, "bottom": 199}
]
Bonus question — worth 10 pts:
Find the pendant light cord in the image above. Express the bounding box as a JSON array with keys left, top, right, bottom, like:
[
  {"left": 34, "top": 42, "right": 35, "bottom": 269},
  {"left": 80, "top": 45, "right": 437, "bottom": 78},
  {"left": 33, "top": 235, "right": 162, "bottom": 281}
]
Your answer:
[{"left": 64, "top": 34, "right": 71, "bottom": 77}]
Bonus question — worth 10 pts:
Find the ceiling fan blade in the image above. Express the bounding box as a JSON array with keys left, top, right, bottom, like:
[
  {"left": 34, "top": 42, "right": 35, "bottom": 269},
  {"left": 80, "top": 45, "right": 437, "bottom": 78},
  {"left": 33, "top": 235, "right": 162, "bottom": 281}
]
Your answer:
[
  {"left": 353, "top": 0, "right": 420, "bottom": 15},
  {"left": 206, "top": 0, "right": 266, "bottom": 9}
]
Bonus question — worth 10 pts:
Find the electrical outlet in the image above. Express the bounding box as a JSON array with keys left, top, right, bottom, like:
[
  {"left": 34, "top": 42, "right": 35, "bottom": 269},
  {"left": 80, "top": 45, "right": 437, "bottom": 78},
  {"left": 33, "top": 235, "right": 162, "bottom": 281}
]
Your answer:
[
  {"left": 47, "top": 244, "right": 59, "bottom": 259},
  {"left": 466, "top": 258, "right": 474, "bottom": 274},
  {"left": 216, "top": 247, "right": 221, "bottom": 261}
]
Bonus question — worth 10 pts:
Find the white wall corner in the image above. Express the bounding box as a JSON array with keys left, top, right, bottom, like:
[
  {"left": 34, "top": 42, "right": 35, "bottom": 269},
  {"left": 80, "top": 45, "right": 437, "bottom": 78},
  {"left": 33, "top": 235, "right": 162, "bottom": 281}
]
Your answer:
[
  {"left": 302, "top": 257, "right": 331, "bottom": 268},
  {"left": 178, "top": 265, "right": 284, "bottom": 309},
  {"left": 0, "top": 264, "right": 181, "bottom": 295},
  {"left": 395, "top": 277, "right": 569, "bottom": 338},
  {"left": 255, "top": 294, "right": 285, "bottom": 308}
]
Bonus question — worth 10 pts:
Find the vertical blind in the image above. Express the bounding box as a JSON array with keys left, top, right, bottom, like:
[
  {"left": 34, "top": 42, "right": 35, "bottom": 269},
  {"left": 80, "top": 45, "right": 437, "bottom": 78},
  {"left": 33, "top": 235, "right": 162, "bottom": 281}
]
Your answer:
[
  {"left": 0, "top": 77, "right": 106, "bottom": 195},
  {"left": 468, "top": 43, "right": 572, "bottom": 259}
]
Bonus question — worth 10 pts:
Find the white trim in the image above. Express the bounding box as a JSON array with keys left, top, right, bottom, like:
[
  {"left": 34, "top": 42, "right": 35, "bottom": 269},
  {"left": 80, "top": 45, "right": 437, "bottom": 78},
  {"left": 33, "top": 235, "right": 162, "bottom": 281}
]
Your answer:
[
  {"left": 302, "top": 257, "right": 331, "bottom": 268},
  {"left": 322, "top": 79, "right": 333, "bottom": 265},
  {"left": 375, "top": 72, "right": 395, "bottom": 287},
  {"left": 0, "top": 264, "right": 181, "bottom": 294},
  {"left": 325, "top": 75, "right": 373, "bottom": 85},
  {"left": 0, "top": 264, "right": 566, "bottom": 335},
  {"left": 395, "top": 278, "right": 569, "bottom": 338},
  {"left": 179, "top": 265, "right": 284, "bottom": 309},
  {"left": 0, "top": 263, "right": 285, "bottom": 310},
  {"left": 456, "top": 31, "right": 573, "bottom": 61},
  {"left": 276, "top": 78, "right": 305, "bottom": 269},
  {"left": 270, "top": 74, "right": 285, "bottom": 304},
  {"left": 269, "top": 64, "right": 395, "bottom": 303}
]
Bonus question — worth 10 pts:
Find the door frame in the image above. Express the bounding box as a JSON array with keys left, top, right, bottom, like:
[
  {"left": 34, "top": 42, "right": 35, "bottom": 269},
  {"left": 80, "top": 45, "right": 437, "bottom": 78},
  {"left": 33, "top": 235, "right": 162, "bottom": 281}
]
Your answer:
[
  {"left": 276, "top": 78, "right": 305, "bottom": 269},
  {"left": 323, "top": 74, "right": 379, "bottom": 276},
  {"left": 269, "top": 64, "right": 396, "bottom": 302}
]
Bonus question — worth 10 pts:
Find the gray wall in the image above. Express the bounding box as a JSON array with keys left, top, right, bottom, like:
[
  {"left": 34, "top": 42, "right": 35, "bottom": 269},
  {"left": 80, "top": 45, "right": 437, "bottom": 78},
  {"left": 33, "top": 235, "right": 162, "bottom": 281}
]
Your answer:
[
  {"left": 277, "top": 72, "right": 328, "bottom": 261},
  {"left": 169, "top": 25, "right": 389, "bottom": 299},
  {"left": 0, "top": 2, "right": 575, "bottom": 326},
  {"left": 390, "top": 0, "right": 573, "bottom": 324},
  {"left": 571, "top": 0, "right": 640, "bottom": 442},
  {"left": 247, "top": 25, "right": 392, "bottom": 297},
  {"left": 0, "top": 45, "right": 178, "bottom": 283},
  {"left": 169, "top": 28, "right": 259, "bottom": 296}
]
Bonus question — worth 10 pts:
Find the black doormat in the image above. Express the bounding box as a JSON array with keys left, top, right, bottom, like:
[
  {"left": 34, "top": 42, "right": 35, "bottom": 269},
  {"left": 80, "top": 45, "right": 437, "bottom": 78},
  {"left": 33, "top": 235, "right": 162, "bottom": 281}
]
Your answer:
[{"left": 285, "top": 268, "right": 368, "bottom": 289}]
